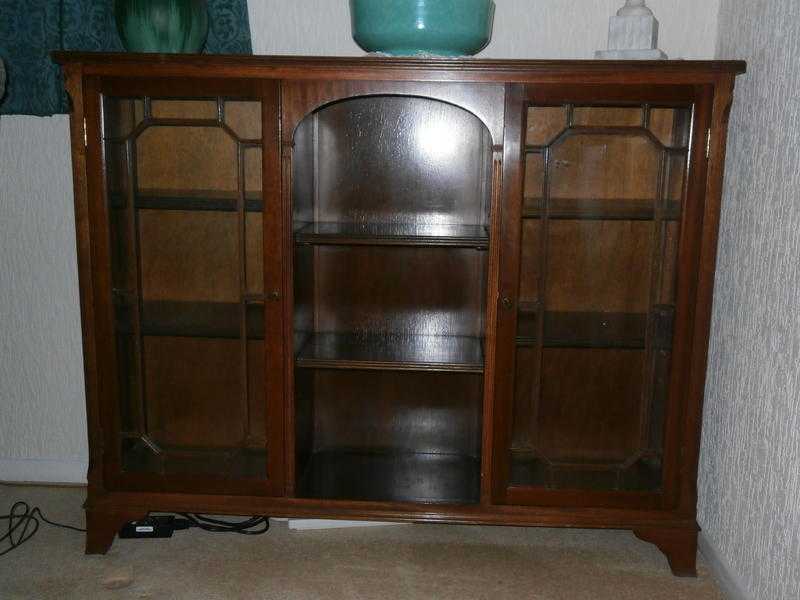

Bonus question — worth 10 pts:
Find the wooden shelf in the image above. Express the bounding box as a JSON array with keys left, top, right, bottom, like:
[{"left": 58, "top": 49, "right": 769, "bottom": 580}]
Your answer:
[
  {"left": 295, "top": 332, "right": 484, "bottom": 373},
  {"left": 115, "top": 300, "right": 264, "bottom": 339},
  {"left": 522, "top": 197, "right": 681, "bottom": 221},
  {"left": 110, "top": 189, "right": 263, "bottom": 212},
  {"left": 516, "top": 310, "right": 651, "bottom": 349},
  {"left": 510, "top": 452, "right": 662, "bottom": 492},
  {"left": 297, "top": 450, "right": 480, "bottom": 504},
  {"left": 294, "top": 222, "right": 489, "bottom": 248},
  {"left": 122, "top": 438, "right": 267, "bottom": 480}
]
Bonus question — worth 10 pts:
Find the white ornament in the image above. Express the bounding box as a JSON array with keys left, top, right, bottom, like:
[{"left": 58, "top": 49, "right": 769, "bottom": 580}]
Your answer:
[
  {"left": 596, "top": 0, "right": 668, "bottom": 60},
  {"left": 617, "top": 0, "right": 653, "bottom": 17}
]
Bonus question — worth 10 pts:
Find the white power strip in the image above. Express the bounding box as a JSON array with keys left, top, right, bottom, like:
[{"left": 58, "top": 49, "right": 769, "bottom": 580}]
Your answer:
[{"left": 287, "top": 519, "right": 411, "bottom": 531}]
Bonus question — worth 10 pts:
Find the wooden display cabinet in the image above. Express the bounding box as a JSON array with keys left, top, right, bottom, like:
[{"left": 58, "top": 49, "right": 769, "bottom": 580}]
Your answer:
[{"left": 55, "top": 53, "right": 745, "bottom": 576}]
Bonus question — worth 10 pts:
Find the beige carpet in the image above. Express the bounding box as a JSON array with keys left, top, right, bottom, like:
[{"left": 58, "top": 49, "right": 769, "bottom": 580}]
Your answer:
[{"left": 0, "top": 484, "right": 724, "bottom": 600}]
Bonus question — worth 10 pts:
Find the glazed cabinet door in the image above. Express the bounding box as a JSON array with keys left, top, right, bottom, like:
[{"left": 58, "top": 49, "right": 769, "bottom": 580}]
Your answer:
[
  {"left": 493, "top": 84, "right": 713, "bottom": 509},
  {"left": 84, "top": 77, "right": 284, "bottom": 496}
]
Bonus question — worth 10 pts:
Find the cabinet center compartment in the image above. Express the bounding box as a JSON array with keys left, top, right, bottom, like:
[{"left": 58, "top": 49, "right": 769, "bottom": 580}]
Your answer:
[{"left": 291, "top": 94, "right": 494, "bottom": 504}]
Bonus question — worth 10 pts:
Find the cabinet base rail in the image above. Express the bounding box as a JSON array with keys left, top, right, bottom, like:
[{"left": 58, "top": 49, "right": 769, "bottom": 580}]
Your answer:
[{"left": 84, "top": 494, "right": 699, "bottom": 576}]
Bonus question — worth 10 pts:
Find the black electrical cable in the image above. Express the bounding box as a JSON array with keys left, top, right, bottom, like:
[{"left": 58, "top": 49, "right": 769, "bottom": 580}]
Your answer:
[
  {"left": 1, "top": 499, "right": 269, "bottom": 557},
  {"left": 1, "top": 501, "right": 86, "bottom": 557},
  {"left": 178, "top": 513, "right": 270, "bottom": 535}
]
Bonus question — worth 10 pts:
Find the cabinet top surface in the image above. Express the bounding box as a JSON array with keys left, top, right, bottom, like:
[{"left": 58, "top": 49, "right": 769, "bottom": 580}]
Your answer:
[{"left": 54, "top": 52, "right": 746, "bottom": 82}]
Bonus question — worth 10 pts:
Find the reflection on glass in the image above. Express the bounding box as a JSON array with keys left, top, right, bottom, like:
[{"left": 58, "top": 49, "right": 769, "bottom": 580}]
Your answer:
[{"left": 290, "top": 95, "right": 491, "bottom": 504}]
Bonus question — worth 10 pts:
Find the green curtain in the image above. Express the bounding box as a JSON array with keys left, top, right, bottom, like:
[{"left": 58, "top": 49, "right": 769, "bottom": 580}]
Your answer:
[{"left": 0, "top": 0, "right": 252, "bottom": 116}]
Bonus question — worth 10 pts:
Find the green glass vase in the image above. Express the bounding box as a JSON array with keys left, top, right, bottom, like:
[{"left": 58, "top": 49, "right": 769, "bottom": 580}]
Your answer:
[{"left": 115, "top": 0, "right": 209, "bottom": 54}]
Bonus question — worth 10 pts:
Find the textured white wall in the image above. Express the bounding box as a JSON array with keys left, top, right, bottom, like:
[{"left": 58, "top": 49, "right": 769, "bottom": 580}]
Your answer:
[
  {"left": 698, "top": 1, "right": 800, "bottom": 599},
  {"left": 0, "top": 116, "right": 88, "bottom": 483},
  {"left": 0, "top": 2, "right": 720, "bottom": 479}
]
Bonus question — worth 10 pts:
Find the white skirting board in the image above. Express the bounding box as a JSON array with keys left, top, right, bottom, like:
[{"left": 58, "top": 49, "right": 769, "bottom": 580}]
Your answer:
[
  {"left": 288, "top": 519, "right": 411, "bottom": 531},
  {"left": 698, "top": 532, "right": 752, "bottom": 600},
  {"left": 0, "top": 458, "right": 88, "bottom": 485}
]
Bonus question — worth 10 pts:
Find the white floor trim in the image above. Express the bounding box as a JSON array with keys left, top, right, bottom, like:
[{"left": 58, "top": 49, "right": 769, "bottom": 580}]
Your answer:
[
  {"left": 288, "top": 519, "right": 410, "bottom": 531},
  {"left": 0, "top": 458, "right": 88, "bottom": 485},
  {"left": 698, "top": 532, "right": 752, "bottom": 600}
]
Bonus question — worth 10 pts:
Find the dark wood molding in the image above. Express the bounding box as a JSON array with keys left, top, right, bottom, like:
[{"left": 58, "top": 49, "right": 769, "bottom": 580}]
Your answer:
[{"left": 53, "top": 52, "right": 746, "bottom": 82}]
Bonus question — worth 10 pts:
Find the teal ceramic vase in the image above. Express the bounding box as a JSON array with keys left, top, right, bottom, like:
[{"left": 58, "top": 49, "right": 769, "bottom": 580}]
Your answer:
[
  {"left": 115, "top": 0, "right": 209, "bottom": 53},
  {"left": 350, "top": 0, "right": 495, "bottom": 56}
]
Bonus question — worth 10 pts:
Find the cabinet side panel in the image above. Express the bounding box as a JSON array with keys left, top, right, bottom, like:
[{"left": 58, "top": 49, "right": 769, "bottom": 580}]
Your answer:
[{"left": 64, "top": 67, "right": 105, "bottom": 493}]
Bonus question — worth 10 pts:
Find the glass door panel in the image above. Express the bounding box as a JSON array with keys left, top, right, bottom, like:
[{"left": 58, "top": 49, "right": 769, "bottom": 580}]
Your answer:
[
  {"left": 509, "top": 100, "right": 692, "bottom": 496},
  {"left": 101, "top": 92, "right": 279, "bottom": 492}
]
